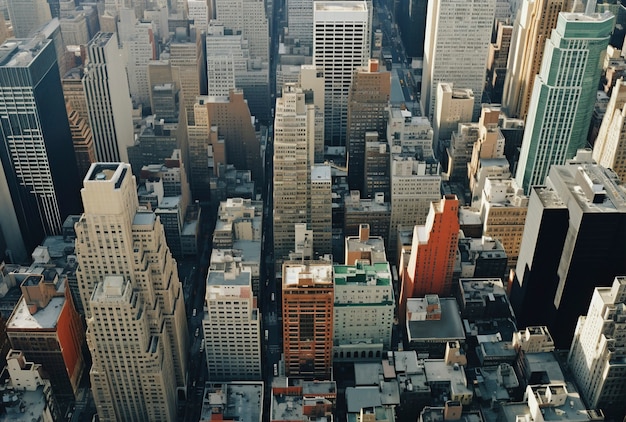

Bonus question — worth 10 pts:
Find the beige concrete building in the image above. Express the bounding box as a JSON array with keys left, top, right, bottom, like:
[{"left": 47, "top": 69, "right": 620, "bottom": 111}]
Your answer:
[
  {"left": 203, "top": 267, "right": 261, "bottom": 381},
  {"left": 170, "top": 37, "right": 204, "bottom": 125},
  {"left": 75, "top": 163, "right": 188, "bottom": 420},
  {"left": 299, "top": 65, "right": 325, "bottom": 162},
  {"left": 502, "top": 0, "right": 566, "bottom": 119},
  {"left": 512, "top": 326, "right": 555, "bottom": 353},
  {"left": 479, "top": 178, "right": 528, "bottom": 269},
  {"left": 274, "top": 84, "right": 329, "bottom": 264},
  {"left": 310, "top": 165, "right": 333, "bottom": 256},
  {"left": 593, "top": 78, "right": 626, "bottom": 182},
  {"left": 432, "top": 83, "right": 474, "bottom": 157}
]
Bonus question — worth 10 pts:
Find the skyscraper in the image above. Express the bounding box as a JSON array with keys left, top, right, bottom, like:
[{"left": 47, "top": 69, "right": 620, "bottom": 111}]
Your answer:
[
  {"left": 421, "top": 0, "right": 496, "bottom": 120},
  {"left": 282, "top": 261, "right": 334, "bottom": 378},
  {"left": 568, "top": 276, "right": 626, "bottom": 419},
  {"left": 287, "top": 0, "right": 314, "bottom": 50},
  {"left": 512, "top": 152, "right": 626, "bottom": 347},
  {"left": 204, "top": 267, "right": 261, "bottom": 381},
  {"left": 346, "top": 59, "right": 390, "bottom": 192},
  {"left": 400, "top": 195, "right": 459, "bottom": 320},
  {"left": 273, "top": 84, "right": 322, "bottom": 262},
  {"left": 515, "top": 13, "right": 614, "bottom": 193},
  {"left": 592, "top": 78, "right": 626, "bottom": 182},
  {"left": 502, "top": 0, "right": 566, "bottom": 119},
  {"left": 82, "top": 32, "right": 135, "bottom": 163},
  {"left": 0, "top": 38, "right": 81, "bottom": 262},
  {"left": 313, "top": 0, "right": 370, "bottom": 146},
  {"left": 7, "top": 0, "right": 52, "bottom": 38},
  {"left": 75, "top": 163, "right": 188, "bottom": 419}
]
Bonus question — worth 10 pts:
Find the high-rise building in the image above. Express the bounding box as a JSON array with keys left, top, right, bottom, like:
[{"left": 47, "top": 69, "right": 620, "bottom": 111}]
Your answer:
[
  {"left": 203, "top": 267, "right": 261, "bottom": 381},
  {"left": 363, "top": 135, "right": 390, "bottom": 200},
  {"left": 299, "top": 65, "right": 326, "bottom": 162},
  {"left": 310, "top": 165, "right": 333, "bottom": 256},
  {"left": 313, "top": 0, "right": 370, "bottom": 146},
  {"left": 187, "top": 0, "right": 209, "bottom": 32},
  {"left": 7, "top": 0, "right": 51, "bottom": 38},
  {"left": 515, "top": 13, "right": 614, "bottom": 193},
  {"left": 75, "top": 163, "right": 188, "bottom": 418},
  {"left": 397, "top": 0, "right": 428, "bottom": 59},
  {"left": 346, "top": 59, "right": 390, "bottom": 192},
  {"left": 118, "top": 9, "right": 156, "bottom": 105},
  {"left": 421, "top": 0, "right": 496, "bottom": 120},
  {"left": 502, "top": 0, "right": 566, "bottom": 119},
  {"left": 487, "top": 20, "right": 513, "bottom": 104},
  {"left": 214, "top": 0, "right": 269, "bottom": 62},
  {"left": 274, "top": 84, "right": 329, "bottom": 262},
  {"left": 66, "top": 103, "right": 96, "bottom": 180},
  {"left": 432, "top": 83, "right": 474, "bottom": 158},
  {"left": 83, "top": 32, "right": 135, "bottom": 163},
  {"left": 169, "top": 35, "right": 205, "bottom": 126},
  {"left": 282, "top": 261, "right": 334, "bottom": 378},
  {"left": 287, "top": 0, "right": 314, "bottom": 50},
  {"left": 400, "top": 195, "right": 459, "bottom": 320},
  {"left": 0, "top": 38, "right": 82, "bottom": 262},
  {"left": 592, "top": 78, "right": 626, "bottom": 182},
  {"left": 568, "top": 276, "right": 626, "bottom": 419},
  {"left": 512, "top": 152, "right": 626, "bottom": 347}
]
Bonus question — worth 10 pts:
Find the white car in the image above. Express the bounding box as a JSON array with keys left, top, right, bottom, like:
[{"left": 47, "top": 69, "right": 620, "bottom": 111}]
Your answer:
[
  {"left": 192, "top": 308, "right": 197, "bottom": 317},
  {"left": 195, "top": 328, "right": 200, "bottom": 337}
]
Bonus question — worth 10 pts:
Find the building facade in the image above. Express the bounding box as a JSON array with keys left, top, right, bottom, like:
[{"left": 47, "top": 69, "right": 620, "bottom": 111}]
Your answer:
[
  {"left": 515, "top": 13, "right": 614, "bottom": 193},
  {"left": 75, "top": 163, "right": 188, "bottom": 419},
  {"left": 313, "top": 1, "right": 370, "bottom": 146}
]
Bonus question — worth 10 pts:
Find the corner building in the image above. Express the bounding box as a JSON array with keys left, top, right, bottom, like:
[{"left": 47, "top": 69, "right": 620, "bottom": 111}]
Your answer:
[{"left": 75, "top": 163, "right": 188, "bottom": 421}]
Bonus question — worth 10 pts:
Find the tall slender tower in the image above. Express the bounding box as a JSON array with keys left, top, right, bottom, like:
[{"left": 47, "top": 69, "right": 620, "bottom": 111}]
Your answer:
[
  {"left": 421, "top": 0, "right": 496, "bottom": 120},
  {"left": 515, "top": 13, "right": 614, "bottom": 193},
  {"left": 568, "top": 277, "right": 626, "bottom": 419},
  {"left": 502, "top": 0, "right": 567, "bottom": 119},
  {"left": 273, "top": 84, "right": 317, "bottom": 262},
  {"left": 75, "top": 163, "right": 188, "bottom": 419},
  {"left": 83, "top": 32, "right": 135, "bottom": 163},
  {"left": 0, "top": 38, "right": 81, "bottom": 262},
  {"left": 346, "top": 59, "right": 391, "bottom": 192},
  {"left": 313, "top": 0, "right": 370, "bottom": 146}
]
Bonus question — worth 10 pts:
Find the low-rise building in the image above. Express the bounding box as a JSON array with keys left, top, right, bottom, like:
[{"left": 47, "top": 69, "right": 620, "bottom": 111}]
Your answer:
[
  {"left": 270, "top": 379, "right": 337, "bottom": 422},
  {"left": 199, "top": 382, "right": 263, "bottom": 422},
  {"left": 457, "top": 278, "right": 513, "bottom": 321}
]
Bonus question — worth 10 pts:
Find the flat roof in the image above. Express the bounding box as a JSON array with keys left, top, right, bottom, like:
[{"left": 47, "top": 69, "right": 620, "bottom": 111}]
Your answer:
[
  {"left": 283, "top": 262, "right": 333, "bottom": 286},
  {"left": 354, "top": 362, "right": 383, "bottom": 386},
  {"left": 0, "top": 39, "right": 50, "bottom": 68},
  {"left": 207, "top": 269, "right": 251, "bottom": 287},
  {"left": 345, "top": 387, "right": 381, "bottom": 413},
  {"left": 133, "top": 212, "right": 156, "bottom": 227},
  {"left": 0, "top": 387, "right": 49, "bottom": 421},
  {"left": 7, "top": 296, "right": 65, "bottom": 330},
  {"left": 200, "top": 382, "right": 263, "bottom": 422},
  {"left": 407, "top": 298, "right": 465, "bottom": 341},
  {"left": 315, "top": 1, "right": 367, "bottom": 12},
  {"left": 311, "top": 165, "right": 331, "bottom": 181}
]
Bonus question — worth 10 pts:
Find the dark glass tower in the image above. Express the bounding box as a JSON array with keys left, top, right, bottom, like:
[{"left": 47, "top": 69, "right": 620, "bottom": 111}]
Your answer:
[{"left": 0, "top": 38, "right": 81, "bottom": 261}]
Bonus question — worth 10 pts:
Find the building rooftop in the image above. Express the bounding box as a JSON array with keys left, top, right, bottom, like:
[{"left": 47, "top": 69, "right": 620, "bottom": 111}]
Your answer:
[
  {"left": 333, "top": 262, "right": 391, "bottom": 287},
  {"left": 199, "top": 382, "right": 263, "bottom": 422},
  {"left": 207, "top": 268, "right": 251, "bottom": 287},
  {"left": 283, "top": 262, "right": 333, "bottom": 287},
  {"left": 311, "top": 165, "right": 332, "bottom": 181},
  {"left": 315, "top": 1, "right": 367, "bottom": 12},
  {"left": 91, "top": 276, "right": 130, "bottom": 303},
  {"left": 7, "top": 296, "right": 65, "bottom": 330},
  {"left": 0, "top": 387, "right": 50, "bottom": 421},
  {"left": 353, "top": 362, "right": 383, "bottom": 386},
  {"left": 0, "top": 38, "right": 51, "bottom": 68},
  {"left": 407, "top": 298, "right": 465, "bottom": 342}
]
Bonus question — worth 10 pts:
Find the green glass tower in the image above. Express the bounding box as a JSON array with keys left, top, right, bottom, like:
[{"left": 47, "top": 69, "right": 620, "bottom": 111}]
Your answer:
[{"left": 515, "top": 12, "right": 615, "bottom": 193}]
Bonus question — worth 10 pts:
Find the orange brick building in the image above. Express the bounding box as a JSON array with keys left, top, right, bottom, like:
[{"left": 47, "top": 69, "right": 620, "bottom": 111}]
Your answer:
[
  {"left": 400, "top": 195, "right": 460, "bottom": 322},
  {"left": 282, "top": 261, "right": 334, "bottom": 379}
]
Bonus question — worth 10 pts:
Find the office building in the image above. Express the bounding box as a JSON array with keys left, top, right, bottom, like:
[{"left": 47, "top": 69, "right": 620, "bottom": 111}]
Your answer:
[
  {"left": 62, "top": 68, "right": 88, "bottom": 121},
  {"left": 515, "top": 13, "right": 614, "bottom": 193},
  {"left": 204, "top": 267, "right": 261, "bottom": 381},
  {"left": 273, "top": 85, "right": 321, "bottom": 262},
  {"left": 6, "top": 271, "right": 84, "bottom": 406},
  {"left": 187, "top": 0, "right": 209, "bottom": 32},
  {"left": 313, "top": 0, "right": 370, "bottom": 146},
  {"left": 512, "top": 153, "right": 626, "bottom": 347},
  {"left": 7, "top": 0, "right": 51, "bottom": 38},
  {"left": 344, "top": 193, "right": 390, "bottom": 242},
  {"left": 487, "top": 20, "right": 513, "bottom": 103},
  {"left": 0, "top": 38, "right": 81, "bottom": 263},
  {"left": 400, "top": 195, "right": 459, "bottom": 320},
  {"left": 363, "top": 136, "right": 390, "bottom": 200},
  {"left": 59, "top": 11, "right": 90, "bottom": 46},
  {"left": 421, "top": 0, "right": 496, "bottom": 120},
  {"left": 445, "top": 122, "right": 479, "bottom": 183},
  {"left": 458, "top": 278, "right": 514, "bottom": 321},
  {"left": 479, "top": 178, "right": 529, "bottom": 269},
  {"left": 344, "top": 223, "right": 387, "bottom": 265},
  {"left": 214, "top": 0, "right": 269, "bottom": 62},
  {"left": 432, "top": 83, "right": 474, "bottom": 158},
  {"left": 118, "top": 9, "right": 156, "bottom": 106},
  {"left": 75, "top": 163, "right": 188, "bottom": 418},
  {"left": 66, "top": 103, "right": 95, "bottom": 180},
  {"left": 333, "top": 260, "right": 394, "bottom": 361},
  {"left": 169, "top": 36, "right": 205, "bottom": 126},
  {"left": 310, "top": 165, "right": 333, "bottom": 256},
  {"left": 287, "top": 0, "right": 314, "bottom": 49},
  {"left": 397, "top": 0, "right": 428, "bottom": 59},
  {"left": 502, "top": 0, "right": 566, "bottom": 119},
  {"left": 200, "top": 382, "right": 263, "bottom": 422},
  {"left": 346, "top": 60, "right": 391, "bottom": 192},
  {"left": 270, "top": 379, "right": 337, "bottom": 421},
  {"left": 299, "top": 65, "right": 325, "bottom": 162},
  {"left": 568, "top": 276, "right": 626, "bottom": 419},
  {"left": 282, "top": 261, "right": 334, "bottom": 379},
  {"left": 83, "top": 32, "right": 134, "bottom": 163},
  {"left": 593, "top": 78, "right": 626, "bottom": 182}
]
